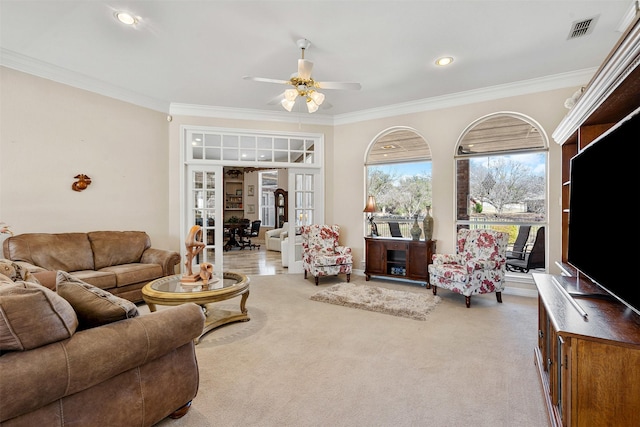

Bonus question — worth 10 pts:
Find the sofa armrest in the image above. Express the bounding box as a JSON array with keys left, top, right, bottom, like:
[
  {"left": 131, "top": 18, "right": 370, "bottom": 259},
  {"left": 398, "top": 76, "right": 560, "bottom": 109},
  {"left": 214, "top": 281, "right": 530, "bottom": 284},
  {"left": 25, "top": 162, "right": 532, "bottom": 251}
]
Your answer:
[
  {"left": 141, "top": 247, "right": 181, "bottom": 276},
  {"left": 6, "top": 260, "right": 48, "bottom": 274},
  {"left": 0, "top": 303, "right": 205, "bottom": 423},
  {"left": 265, "top": 228, "right": 282, "bottom": 239},
  {"left": 431, "top": 253, "right": 461, "bottom": 266}
]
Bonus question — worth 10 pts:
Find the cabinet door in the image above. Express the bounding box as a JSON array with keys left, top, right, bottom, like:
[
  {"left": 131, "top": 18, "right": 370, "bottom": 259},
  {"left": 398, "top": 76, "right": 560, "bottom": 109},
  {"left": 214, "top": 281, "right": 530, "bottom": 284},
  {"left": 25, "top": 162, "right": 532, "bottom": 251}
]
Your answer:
[
  {"left": 407, "top": 241, "right": 428, "bottom": 281},
  {"left": 365, "top": 239, "right": 385, "bottom": 276}
]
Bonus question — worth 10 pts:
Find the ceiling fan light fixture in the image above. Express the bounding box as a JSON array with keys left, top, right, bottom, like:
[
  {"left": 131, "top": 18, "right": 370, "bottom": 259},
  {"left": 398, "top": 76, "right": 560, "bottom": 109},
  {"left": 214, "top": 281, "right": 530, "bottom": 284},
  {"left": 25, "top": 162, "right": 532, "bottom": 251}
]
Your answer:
[
  {"left": 281, "top": 98, "right": 296, "bottom": 112},
  {"left": 309, "top": 90, "right": 325, "bottom": 106},
  {"left": 284, "top": 88, "right": 298, "bottom": 102},
  {"left": 306, "top": 99, "right": 320, "bottom": 113},
  {"left": 245, "top": 37, "right": 361, "bottom": 114}
]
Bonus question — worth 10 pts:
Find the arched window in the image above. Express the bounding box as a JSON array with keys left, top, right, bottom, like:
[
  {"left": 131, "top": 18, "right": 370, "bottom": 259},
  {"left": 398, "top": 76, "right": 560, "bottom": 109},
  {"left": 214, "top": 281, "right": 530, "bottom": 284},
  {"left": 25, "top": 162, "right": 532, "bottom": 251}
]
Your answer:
[
  {"left": 365, "top": 128, "right": 432, "bottom": 238},
  {"left": 456, "top": 112, "right": 548, "bottom": 274}
]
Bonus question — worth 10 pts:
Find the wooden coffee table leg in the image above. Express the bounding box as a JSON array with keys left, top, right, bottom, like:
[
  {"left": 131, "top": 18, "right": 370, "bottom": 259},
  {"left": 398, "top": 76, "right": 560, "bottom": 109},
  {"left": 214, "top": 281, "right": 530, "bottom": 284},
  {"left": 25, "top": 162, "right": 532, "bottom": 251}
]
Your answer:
[{"left": 240, "top": 290, "right": 249, "bottom": 314}]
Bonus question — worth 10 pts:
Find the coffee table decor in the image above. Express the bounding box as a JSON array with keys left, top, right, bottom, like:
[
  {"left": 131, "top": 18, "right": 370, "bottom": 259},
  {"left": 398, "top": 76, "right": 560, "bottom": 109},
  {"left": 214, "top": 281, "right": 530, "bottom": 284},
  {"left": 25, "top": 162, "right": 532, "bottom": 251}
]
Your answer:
[
  {"left": 142, "top": 272, "right": 250, "bottom": 344},
  {"left": 310, "top": 282, "right": 441, "bottom": 320}
]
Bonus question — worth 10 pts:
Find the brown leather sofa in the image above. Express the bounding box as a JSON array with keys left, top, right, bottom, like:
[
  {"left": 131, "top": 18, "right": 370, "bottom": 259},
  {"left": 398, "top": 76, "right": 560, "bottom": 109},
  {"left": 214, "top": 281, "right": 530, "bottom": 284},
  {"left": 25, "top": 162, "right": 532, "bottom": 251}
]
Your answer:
[
  {"left": 0, "top": 264, "right": 205, "bottom": 427},
  {"left": 2, "top": 231, "right": 180, "bottom": 302}
]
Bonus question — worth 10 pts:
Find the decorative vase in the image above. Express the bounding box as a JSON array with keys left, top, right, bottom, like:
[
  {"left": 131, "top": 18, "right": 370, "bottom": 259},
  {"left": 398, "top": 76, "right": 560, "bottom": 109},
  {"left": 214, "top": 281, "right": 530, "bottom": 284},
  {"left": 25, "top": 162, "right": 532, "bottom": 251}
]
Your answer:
[
  {"left": 410, "top": 214, "right": 422, "bottom": 241},
  {"left": 423, "top": 206, "right": 434, "bottom": 241}
]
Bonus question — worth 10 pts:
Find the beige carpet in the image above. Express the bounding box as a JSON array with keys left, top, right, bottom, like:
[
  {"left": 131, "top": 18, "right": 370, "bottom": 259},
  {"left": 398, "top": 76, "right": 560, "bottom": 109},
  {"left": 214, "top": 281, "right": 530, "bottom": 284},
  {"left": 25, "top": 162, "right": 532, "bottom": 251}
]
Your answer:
[
  {"left": 150, "top": 273, "right": 550, "bottom": 427},
  {"left": 310, "top": 282, "right": 441, "bottom": 320}
]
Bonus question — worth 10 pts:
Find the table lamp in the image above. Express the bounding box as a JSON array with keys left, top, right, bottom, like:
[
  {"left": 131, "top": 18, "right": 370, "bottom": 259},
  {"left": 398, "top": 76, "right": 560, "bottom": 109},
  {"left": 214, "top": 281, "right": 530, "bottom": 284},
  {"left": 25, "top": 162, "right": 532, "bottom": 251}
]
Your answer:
[{"left": 363, "top": 195, "right": 378, "bottom": 237}]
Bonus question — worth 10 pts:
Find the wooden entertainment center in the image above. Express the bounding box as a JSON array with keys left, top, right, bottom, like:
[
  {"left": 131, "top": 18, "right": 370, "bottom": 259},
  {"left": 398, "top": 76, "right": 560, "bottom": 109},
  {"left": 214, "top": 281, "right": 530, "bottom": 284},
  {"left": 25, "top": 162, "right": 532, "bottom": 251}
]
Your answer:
[
  {"left": 534, "top": 14, "right": 640, "bottom": 427},
  {"left": 364, "top": 237, "right": 436, "bottom": 287}
]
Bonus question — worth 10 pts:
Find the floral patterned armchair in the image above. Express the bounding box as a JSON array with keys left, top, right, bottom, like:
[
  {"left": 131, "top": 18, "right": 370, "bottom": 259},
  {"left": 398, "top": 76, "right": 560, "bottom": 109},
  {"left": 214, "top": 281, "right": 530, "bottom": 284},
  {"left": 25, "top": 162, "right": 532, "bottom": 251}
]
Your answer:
[
  {"left": 428, "top": 228, "right": 508, "bottom": 307},
  {"left": 300, "top": 224, "right": 352, "bottom": 285}
]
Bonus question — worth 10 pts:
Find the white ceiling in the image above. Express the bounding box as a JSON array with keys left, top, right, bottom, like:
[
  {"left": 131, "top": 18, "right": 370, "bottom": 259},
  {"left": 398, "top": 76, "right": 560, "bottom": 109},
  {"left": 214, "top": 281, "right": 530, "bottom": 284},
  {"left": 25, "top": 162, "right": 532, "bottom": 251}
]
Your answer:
[{"left": 0, "top": 1, "right": 636, "bottom": 119}]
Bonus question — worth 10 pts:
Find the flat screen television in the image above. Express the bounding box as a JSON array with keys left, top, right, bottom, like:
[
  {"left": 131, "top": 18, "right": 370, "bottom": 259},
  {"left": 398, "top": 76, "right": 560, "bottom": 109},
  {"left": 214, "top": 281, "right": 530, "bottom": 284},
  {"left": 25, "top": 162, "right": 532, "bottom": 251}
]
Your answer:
[{"left": 567, "top": 106, "right": 640, "bottom": 315}]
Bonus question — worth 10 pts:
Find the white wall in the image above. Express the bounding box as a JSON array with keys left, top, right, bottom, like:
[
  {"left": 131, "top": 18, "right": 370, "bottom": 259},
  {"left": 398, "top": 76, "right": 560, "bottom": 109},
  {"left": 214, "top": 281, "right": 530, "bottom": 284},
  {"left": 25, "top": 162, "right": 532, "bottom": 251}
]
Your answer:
[
  {"left": 0, "top": 67, "right": 174, "bottom": 249},
  {"left": 1, "top": 66, "right": 572, "bottom": 274}
]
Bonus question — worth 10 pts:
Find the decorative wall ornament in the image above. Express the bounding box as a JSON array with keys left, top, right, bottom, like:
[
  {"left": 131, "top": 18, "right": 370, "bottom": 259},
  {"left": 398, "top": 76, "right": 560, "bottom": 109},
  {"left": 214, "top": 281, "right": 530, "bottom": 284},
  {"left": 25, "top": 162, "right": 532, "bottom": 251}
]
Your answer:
[{"left": 72, "top": 174, "right": 92, "bottom": 192}]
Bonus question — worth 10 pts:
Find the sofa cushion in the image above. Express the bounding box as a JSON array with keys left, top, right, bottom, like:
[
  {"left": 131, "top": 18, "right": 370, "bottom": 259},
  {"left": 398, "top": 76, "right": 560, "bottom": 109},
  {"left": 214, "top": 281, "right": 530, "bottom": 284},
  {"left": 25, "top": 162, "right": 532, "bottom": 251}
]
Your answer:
[
  {"left": 68, "top": 270, "right": 117, "bottom": 290},
  {"left": 99, "top": 263, "right": 163, "bottom": 287},
  {"left": 0, "top": 281, "right": 78, "bottom": 351},
  {"left": 56, "top": 271, "right": 139, "bottom": 329},
  {"left": 2, "top": 233, "right": 95, "bottom": 272},
  {"left": 88, "top": 231, "right": 151, "bottom": 270}
]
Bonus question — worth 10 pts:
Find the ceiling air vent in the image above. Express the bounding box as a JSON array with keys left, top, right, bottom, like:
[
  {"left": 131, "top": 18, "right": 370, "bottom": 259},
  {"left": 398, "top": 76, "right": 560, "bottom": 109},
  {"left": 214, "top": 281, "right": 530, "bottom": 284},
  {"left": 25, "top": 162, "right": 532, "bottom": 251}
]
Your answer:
[{"left": 568, "top": 15, "right": 599, "bottom": 39}]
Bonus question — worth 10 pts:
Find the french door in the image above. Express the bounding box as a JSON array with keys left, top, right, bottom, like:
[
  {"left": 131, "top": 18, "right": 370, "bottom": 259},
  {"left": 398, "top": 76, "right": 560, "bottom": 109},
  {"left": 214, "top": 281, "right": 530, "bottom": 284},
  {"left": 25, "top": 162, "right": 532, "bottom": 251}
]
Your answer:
[
  {"left": 285, "top": 168, "right": 323, "bottom": 274},
  {"left": 185, "top": 165, "right": 224, "bottom": 276},
  {"left": 182, "top": 126, "right": 324, "bottom": 275}
]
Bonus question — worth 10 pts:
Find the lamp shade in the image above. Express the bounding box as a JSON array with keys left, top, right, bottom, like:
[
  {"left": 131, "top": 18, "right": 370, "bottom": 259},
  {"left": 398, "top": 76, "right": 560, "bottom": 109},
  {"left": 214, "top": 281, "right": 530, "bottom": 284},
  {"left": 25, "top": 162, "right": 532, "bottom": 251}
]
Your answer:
[
  {"left": 363, "top": 195, "right": 377, "bottom": 213},
  {"left": 307, "top": 99, "right": 320, "bottom": 113},
  {"left": 309, "top": 90, "right": 325, "bottom": 105},
  {"left": 281, "top": 98, "right": 296, "bottom": 112},
  {"left": 284, "top": 88, "right": 298, "bottom": 101}
]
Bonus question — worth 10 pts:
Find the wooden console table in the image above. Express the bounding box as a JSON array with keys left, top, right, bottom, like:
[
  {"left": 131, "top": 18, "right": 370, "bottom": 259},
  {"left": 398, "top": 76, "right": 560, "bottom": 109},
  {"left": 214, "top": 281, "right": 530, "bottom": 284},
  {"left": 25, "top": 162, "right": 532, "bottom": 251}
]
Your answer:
[
  {"left": 533, "top": 273, "right": 640, "bottom": 426},
  {"left": 364, "top": 237, "right": 436, "bottom": 287}
]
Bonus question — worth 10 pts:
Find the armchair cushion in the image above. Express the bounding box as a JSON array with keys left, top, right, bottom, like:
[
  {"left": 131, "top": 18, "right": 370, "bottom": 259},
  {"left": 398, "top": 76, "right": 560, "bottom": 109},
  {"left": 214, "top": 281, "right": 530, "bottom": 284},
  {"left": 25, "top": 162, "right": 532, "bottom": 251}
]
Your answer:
[
  {"left": 0, "top": 281, "right": 78, "bottom": 351},
  {"left": 56, "top": 271, "right": 139, "bottom": 329}
]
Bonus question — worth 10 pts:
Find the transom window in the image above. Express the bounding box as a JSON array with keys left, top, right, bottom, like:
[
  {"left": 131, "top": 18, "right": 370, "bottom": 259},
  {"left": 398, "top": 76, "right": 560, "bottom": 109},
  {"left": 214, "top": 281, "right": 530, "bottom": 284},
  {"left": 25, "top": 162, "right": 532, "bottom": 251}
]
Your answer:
[{"left": 187, "top": 130, "right": 317, "bottom": 165}]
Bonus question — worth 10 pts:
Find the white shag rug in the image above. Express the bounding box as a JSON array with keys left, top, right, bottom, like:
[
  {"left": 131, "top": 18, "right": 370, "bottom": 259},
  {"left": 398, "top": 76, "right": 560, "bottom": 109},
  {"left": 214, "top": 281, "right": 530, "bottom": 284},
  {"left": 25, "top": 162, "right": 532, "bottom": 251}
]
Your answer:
[{"left": 310, "top": 282, "right": 441, "bottom": 320}]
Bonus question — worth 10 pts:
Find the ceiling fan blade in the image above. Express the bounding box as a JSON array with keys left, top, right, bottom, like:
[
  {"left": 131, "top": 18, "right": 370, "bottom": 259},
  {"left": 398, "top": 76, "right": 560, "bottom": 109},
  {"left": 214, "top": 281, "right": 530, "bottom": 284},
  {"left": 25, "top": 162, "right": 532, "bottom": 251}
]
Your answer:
[
  {"left": 298, "top": 59, "right": 314, "bottom": 80},
  {"left": 316, "top": 81, "right": 362, "bottom": 90},
  {"left": 243, "top": 76, "right": 290, "bottom": 85},
  {"left": 267, "top": 93, "right": 285, "bottom": 105}
]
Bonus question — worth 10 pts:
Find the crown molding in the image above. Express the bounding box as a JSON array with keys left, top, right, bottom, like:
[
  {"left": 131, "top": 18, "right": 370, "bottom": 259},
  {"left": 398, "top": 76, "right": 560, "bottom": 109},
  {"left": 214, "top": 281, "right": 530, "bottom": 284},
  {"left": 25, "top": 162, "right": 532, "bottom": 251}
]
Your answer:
[
  {"left": 169, "top": 103, "right": 334, "bottom": 126},
  {"left": 2, "top": 47, "right": 595, "bottom": 127},
  {"left": 332, "top": 68, "right": 597, "bottom": 125},
  {"left": 552, "top": 15, "right": 640, "bottom": 144},
  {"left": 0, "top": 48, "right": 169, "bottom": 113}
]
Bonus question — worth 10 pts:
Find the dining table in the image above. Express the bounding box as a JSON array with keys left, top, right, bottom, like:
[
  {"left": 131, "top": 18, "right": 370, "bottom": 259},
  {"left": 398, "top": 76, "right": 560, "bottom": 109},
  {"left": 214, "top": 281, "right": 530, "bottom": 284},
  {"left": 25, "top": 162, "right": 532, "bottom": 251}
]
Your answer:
[{"left": 223, "top": 222, "right": 248, "bottom": 251}]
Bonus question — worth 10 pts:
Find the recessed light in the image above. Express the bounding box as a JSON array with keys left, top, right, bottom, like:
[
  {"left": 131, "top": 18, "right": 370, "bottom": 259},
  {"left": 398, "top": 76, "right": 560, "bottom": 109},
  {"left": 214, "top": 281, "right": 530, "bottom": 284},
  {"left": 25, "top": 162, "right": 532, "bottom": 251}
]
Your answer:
[
  {"left": 435, "top": 56, "right": 454, "bottom": 66},
  {"left": 382, "top": 145, "right": 396, "bottom": 150},
  {"left": 115, "top": 11, "right": 138, "bottom": 25}
]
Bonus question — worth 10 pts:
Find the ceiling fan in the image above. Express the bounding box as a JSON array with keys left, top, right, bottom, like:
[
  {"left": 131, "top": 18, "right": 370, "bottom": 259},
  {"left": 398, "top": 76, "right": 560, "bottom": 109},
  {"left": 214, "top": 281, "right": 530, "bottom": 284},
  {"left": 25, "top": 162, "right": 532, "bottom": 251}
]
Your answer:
[{"left": 243, "top": 38, "right": 361, "bottom": 113}]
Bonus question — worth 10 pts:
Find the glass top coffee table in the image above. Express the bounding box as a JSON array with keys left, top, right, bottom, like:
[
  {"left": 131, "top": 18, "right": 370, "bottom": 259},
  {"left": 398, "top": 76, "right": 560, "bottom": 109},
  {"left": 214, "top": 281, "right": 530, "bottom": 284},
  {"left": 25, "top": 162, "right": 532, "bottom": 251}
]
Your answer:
[{"left": 142, "top": 271, "right": 250, "bottom": 344}]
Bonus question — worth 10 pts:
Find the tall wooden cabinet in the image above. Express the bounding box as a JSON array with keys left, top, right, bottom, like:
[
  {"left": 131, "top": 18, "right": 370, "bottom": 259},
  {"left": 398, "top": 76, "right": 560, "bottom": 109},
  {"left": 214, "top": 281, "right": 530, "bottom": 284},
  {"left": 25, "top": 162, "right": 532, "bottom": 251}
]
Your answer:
[
  {"left": 364, "top": 237, "right": 436, "bottom": 287},
  {"left": 534, "top": 13, "right": 640, "bottom": 427}
]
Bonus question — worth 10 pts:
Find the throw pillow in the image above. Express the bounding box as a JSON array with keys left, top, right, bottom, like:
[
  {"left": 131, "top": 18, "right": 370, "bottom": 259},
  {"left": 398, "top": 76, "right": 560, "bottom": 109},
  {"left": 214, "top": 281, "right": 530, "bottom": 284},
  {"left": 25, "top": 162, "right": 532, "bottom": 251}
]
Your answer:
[
  {"left": 55, "top": 271, "right": 139, "bottom": 329},
  {"left": 0, "top": 259, "right": 40, "bottom": 284},
  {"left": 0, "top": 281, "right": 78, "bottom": 351}
]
